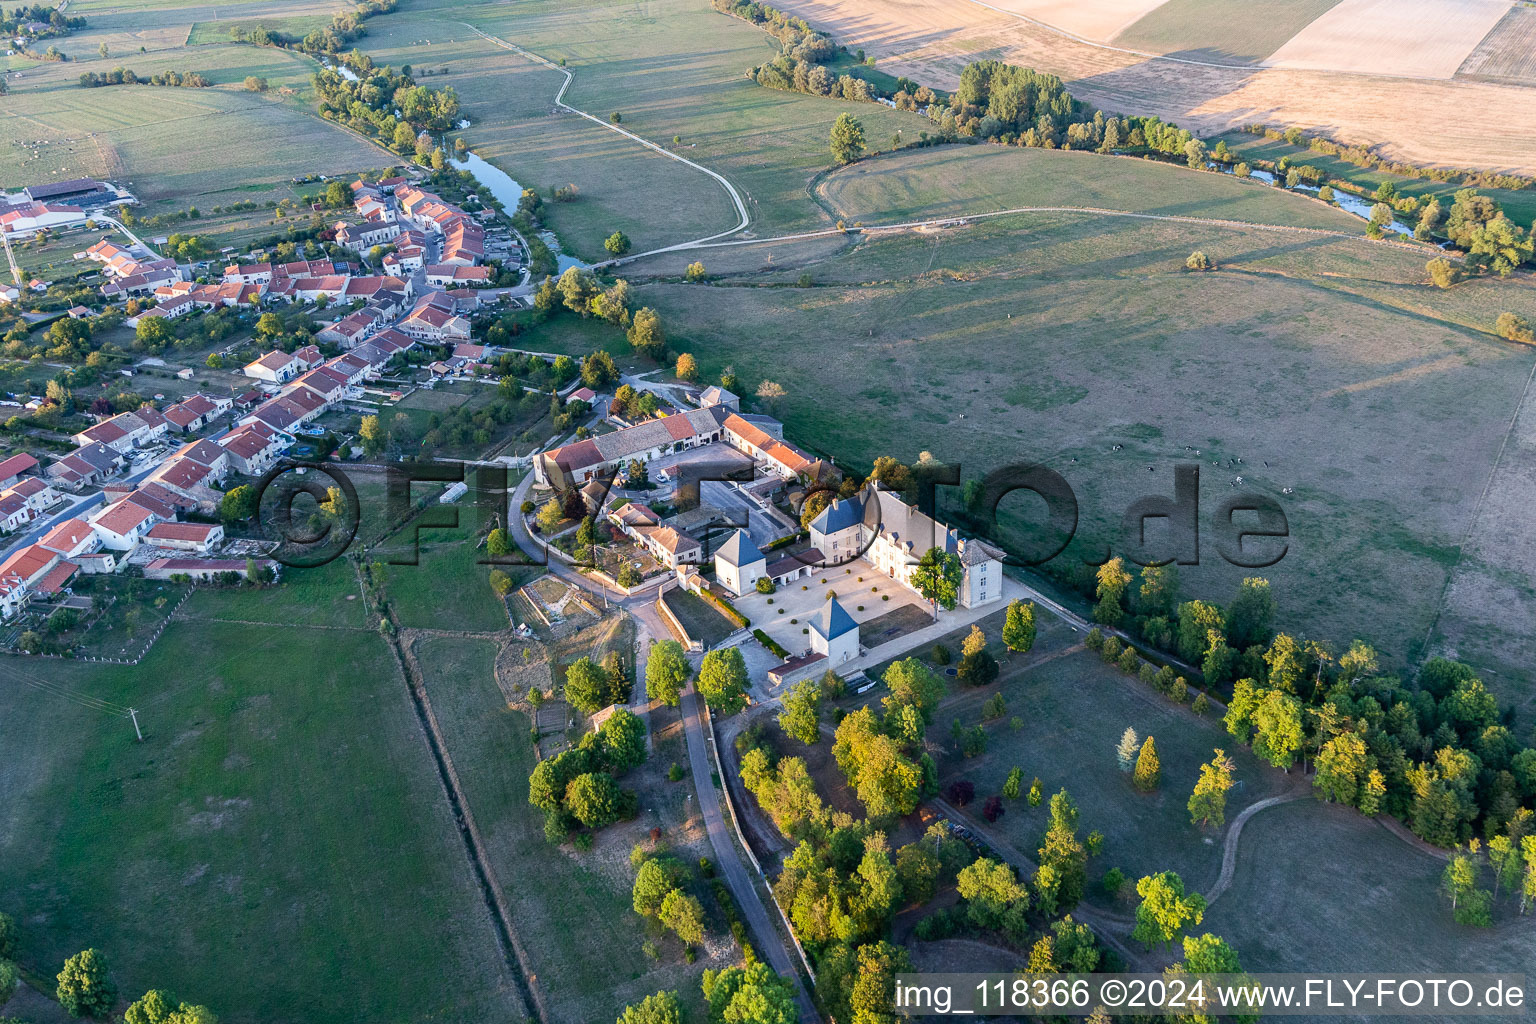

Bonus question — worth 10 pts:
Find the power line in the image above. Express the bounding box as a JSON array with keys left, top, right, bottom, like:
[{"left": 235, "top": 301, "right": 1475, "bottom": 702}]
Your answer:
[{"left": 0, "top": 663, "right": 131, "bottom": 717}]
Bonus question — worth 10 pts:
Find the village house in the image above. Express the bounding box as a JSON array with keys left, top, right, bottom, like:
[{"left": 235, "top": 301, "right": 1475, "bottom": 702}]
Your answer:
[
  {"left": 145, "top": 521, "right": 224, "bottom": 554},
  {"left": 47, "top": 442, "right": 123, "bottom": 491},
  {"left": 714, "top": 529, "right": 767, "bottom": 596},
  {"left": 216, "top": 421, "right": 289, "bottom": 475},
  {"left": 4, "top": 476, "right": 58, "bottom": 515},
  {"left": 243, "top": 350, "right": 308, "bottom": 384},
  {"left": 163, "top": 393, "right": 232, "bottom": 433},
  {"left": 425, "top": 264, "right": 492, "bottom": 288},
  {"left": 37, "top": 517, "right": 101, "bottom": 560},
  {"left": 0, "top": 453, "right": 38, "bottom": 490},
  {"left": 398, "top": 297, "right": 471, "bottom": 342},
  {"left": 71, "top": 407, "right": 169, "bottom": 453},
  {"left": 87, "top": 497, "right": 162, "bottom": 550}
]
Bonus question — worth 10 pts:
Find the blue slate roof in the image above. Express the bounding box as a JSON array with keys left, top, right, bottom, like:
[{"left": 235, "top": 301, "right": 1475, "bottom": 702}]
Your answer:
[
  {"left": 715, "top": 528, "right": 764, "bottom": 568},
  {"left": 812, "top": 596, "right": 858, "bottom": 641},
  {"left": 809, "top": 496, "right": 863, "bottom": 535}
]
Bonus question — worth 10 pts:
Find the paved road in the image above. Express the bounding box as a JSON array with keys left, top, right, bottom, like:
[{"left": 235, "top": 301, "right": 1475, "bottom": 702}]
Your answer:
[{"left": 507, "top": 472, "right": 820, "bottom": 1021}]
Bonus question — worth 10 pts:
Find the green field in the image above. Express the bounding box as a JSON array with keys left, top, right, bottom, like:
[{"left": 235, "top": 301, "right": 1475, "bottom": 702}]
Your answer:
[
  {"left": 0, "top": 622, "right": 527, "bottom": 1024},
  {"left": 0, "top": 38, "right": 384, "bottom": 215},
  {"left": 818, "top": 145, "right": 1368, "bottom": 230},
  {"left": 631, "top": 185, "right": 1536, "bottom": 690},
  {"left": 186, "top": 15, "right": 335, "bottom": 46},
  {"left": 416, "top": 637, "right": 716, "bottom": 1022},
  {"left": 1112, "top": 0, "right": 1343, "bottom": 63}
]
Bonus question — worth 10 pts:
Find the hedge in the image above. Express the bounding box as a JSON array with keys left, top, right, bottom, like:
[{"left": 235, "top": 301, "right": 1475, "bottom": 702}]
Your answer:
[
  {"left": 701, "top": 589, "right": 749, "bottom": 628},
  {"left": 753, "top": 629, "right": 789, "bottom": 659}
]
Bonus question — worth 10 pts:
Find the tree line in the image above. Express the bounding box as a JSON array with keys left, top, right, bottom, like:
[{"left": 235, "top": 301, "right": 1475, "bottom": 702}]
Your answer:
[
  {"left": 78, "top": 68, "right": 211, "bottom": 88},
  {"left": 1241, "top": 123, "right": 1535, "bottom": 193},
  {"left": 311, "top": 58, "right": 461, "bottom": 157}
]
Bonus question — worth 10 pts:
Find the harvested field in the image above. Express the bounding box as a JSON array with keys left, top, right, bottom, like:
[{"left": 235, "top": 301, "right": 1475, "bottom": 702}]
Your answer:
[
  {"left": 768, "top": 0, "right": 1536, "bottom": 173},
  {"left": 1265, "top": 0, "right": 1514, "bottom": 79},
  {"left": 1111, "top": 0, "right": 1343, "bottom": 64},
  {"left": 1456, "top": 3, "right": 1536, "bottom": 82},
  {"left": 985, "top": 0, "right": 1171, "bottom": 41}
]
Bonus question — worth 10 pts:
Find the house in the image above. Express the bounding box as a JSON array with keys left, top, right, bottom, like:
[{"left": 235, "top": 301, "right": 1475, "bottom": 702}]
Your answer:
[
  {"left": 162, "top": 393, "right": 232, "bottom": 433},
  {"left": 4, "top": 476, "right": 57, "bottom": 514},
  {"left": 699, "top": 385, "right": 740, "bottom": 412},
  {"left": 37, "top": 517, "right": 100, "bottom": 559},
  {"left": 145, "top": 521, "right": 223, "bottom": 553},
  {"left": 143, "top": 557, "right": 273, "bottom": 581},
  {"left": 88, "top": 497, "right": 160, "bottom": 550},
  {"left": 317, "top": 308, "right": 385, "bottom": 348},
  {"left": 71, "top": 407, "right": 168, "bottom": 453},
  {"left": 146, "top": 438, "right": 229, "bottom": 498},
  {"left": 721, "top": 413, "right": 812, "bottom": 480},
  {"left": 713, "top": 529, "right": 766, "bottom": 596},
  {"left": 0, "top": 544, "right": 70, "bottom": 607},
  {"left": 47, "top": 442, "right": 124, "bottom": 491},
  {"left": 243, "top": 350, "right": 306, "bottom": 384},
  {"left": 632, "top": 524, "right": 702, "bottom": 569},
  {"left": 0, "top": 200, "right": 85, "bottom": 236},
  {"left": 294, "top": 345, "right": 324, "bottom": 370},
  {"left": 291, "top": 365, "right": 351, "bottom": 405},
  {"left": 810, "top": 484, "right": 1006, "bottom": 609},
  {"left": 0, "top": 492, "right": 33, "bottom": 531},
  {"left": 398, "top": 299, "right": 471, "bottom": 342},
  {"left": 223, "top": 262, "right": 273, "bottom": 285},
  {"left": 534, "top": 405, "right": 729, "bottom": 489},
  {"left": 217, "top": 421, "right": 289, "bottom": 475},
  {"left": 425, "top": 264, "right": 491, "bottom": 288},
  {"left": 126, "top": 293, "right": 195, "bottom": 324},
  {"left": 332, "top": 219, "right": 400, "bottom": 252},
  {"left": 569, "top": 387, "right": 597, "bottom": 405},
  {"left": 809, "top": 595, "right": 859, "bottom": 666},
  {"left": 0, "top": 452, "right": 38, "bottom": 489}
]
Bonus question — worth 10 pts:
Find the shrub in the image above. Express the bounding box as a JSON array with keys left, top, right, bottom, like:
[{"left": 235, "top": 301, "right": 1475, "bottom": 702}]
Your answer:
[
  {"left": 931, "top": 643, "right": 951, "bottom": 665},
  {"left": 947, "top": 779, "right": 974, "bottom": 806},
  {"left": 1100, "top": 636, "right": 1123, "bottom": 662},
  {"left": 982, "top": 795, "right": 1004, "bottom": 822},
  {"left": 756, "top": 576, "right": 776, "bottom": 594},
  {"left": 1085, "top": 627, "right": 1104, "bottom": 652},
  {"left": 1117, "top": 647, "right": 1140, "bottom": 674},
  {"left": 1101, "top": 866, "right": 1126, "bottom": 899}
]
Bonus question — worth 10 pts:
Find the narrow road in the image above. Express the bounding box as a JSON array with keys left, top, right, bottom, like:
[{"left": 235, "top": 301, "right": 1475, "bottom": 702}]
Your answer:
[{"left": 506, "top": 472, "right": 822, "bottom": 1022}]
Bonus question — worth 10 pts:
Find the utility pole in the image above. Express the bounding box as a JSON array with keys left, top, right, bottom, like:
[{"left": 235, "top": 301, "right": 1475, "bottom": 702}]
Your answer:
[{"left": 128, "top": 708, "right": 142, "bottom": 741}]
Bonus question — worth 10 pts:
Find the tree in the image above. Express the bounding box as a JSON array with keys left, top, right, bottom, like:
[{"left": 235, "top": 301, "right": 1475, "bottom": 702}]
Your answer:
[
  {"left": 1251, "top": 689, "right": 1303, "bottom": 771},
  {"left": 957, "top": 644, "right": 998, "bottom": 687},
  {"left": 830, "top": 112, "right": 865, "bottom": 165},
  {"left": 125, "top": 991, "right": 217, "bottom": 1024},
  {"left": 1133, "top": 735, "right": 1161, "bottom": 792},
  {"left": 1132, "top": 871, "right": 1206, "bottom": 949},
  {"left": 596, "top": 707, "right": 647, "bottom": 772},
  {"left": 1115, "top": 728, "right": 1139, "bottom": 773},
  {"left": 1003, "top": 765, "right": 1023, "bottom": 800},
  {"left": 1094, "top": 557, "right": 1132, "bottom": 626},
  {"left": 256, "top": 311, "right": 284, "bottom": 340},
  {"left": 1002, "top": 599, "right": 1035, "bottom": 655},
  {"left": 755, "top": 379, "right": 787, "bottom": 408},
  {"left": 536, "top": 497, "right": 564, "bottom": 532},
  {"left": 605, "top": 231, "right": 632, "bottom": 256},
  {"left": 675, "top": 352, "right": 698, "bottom": 381},
  {"left": 646, "top": 639, "right": 690, "bottom": 706},
  {"left": 565, "top": 656, "right": 611, "bottom": 713},
  {"left": 834, "top": 706, "right": 922, "bottom": 819},
  {"left": 1186, "top": 250, "right": 1211, "bottom": 271},
  {"left": 1496, "top": 311, "right": 1534, "bottom": 344},
  {"left": 957, "top": 857, "right": 1030, "bottom": 937},
  {"left": 1427, "top": 257, "right": 1459, "bottom": 289},
  {"left": 57, "top": 948, "right": 116, "bottom": 1019},
  {"left": 0, "top": 912, "right": 14, "bottom": 959},
  {"left": 627, "top": 307, "right": 665, "bottom": 359},
  {"left": 617, "top": 990, "right": 685, "bottom": 1024},
  {"left": 485, "top": 528, "right": 511, "bottom": 558},
  {"left": 684, "top": 261, "right": 707, "bottom": 282},
  {"left": 697, "top": 646, "right": 748, "bottom": 715},
  {"left": 881, "top": 657, "right": 944, "bottom": 730},
  {"left": 581, "top": 350, "right": 620, "bottom": 389},
  {"left": 1188, "top": 748, "right": 1236, "bottom": 827},
  {"left": 219, "top": 484, "right": 256, "bottom": 523},
  {"left": 658, "top": 888, "right": 705, "bottom": 945},
  {"left": 566, "top": 771, "right": 623, "bottom": 827},
  {"left": 779, "top": 678, "right": 821, "bottom": 744},
  {"left": 911, "top": 547, "right": 962, "bottom": 619},
  {"left": 701, "top": 961, "right": 799, "bottom": 1024},
  {"left": 1225, "top": 577, "right": 1274, "bottom": 650}
]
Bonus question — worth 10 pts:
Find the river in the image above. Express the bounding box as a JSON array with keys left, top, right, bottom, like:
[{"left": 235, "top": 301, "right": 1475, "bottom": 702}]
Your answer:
[
  {"left": 450, "top": 153, "right": 591, "bottom": 272},
  {"left": 1209, "top": 161, "right": 1414, "bottom": 234}
]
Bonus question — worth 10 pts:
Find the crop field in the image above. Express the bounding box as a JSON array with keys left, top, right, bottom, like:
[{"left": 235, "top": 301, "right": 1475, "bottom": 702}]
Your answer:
[
  {"left": 633, "top": 180, "right": 1536, "bottom": 691},
  {"left": 416, "top": 637, "right": 721, "bottom": 1023},
  {"left": 1265, "top": 0, "right": 1513, "bottom": 79},
  {"left": 764, "top": 0, "right": 1536, "bottom": 174},
  {"left": 1110, "top": 0, "right": 1343, "bottom": 63},
  {"left": 986, "top": 0, "right": 1170, "bottom": 40},
  {"left": 353, "top": 0, "right": 929, "bottom": 257},
  {"left": 1203, "top": 799, "right": 1536, "bottom": 972},
  {"left": 817, "top": 145, "right": 1366, "bottom": 231},
  {"left": 0, "top": 622, "right": 527, "bottom": 1024},
  {"left": 1456, "top": 4, "right": 1536, "bottom": 83}
]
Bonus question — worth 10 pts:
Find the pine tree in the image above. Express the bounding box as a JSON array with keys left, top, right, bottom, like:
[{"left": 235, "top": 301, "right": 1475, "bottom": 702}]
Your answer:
[
  {"left": 1116, "top": 728, "right": 1139, "bottom": 773},
  {"left": 1134, "top": 736, "right": 1161, "bottom": 793},
  {"left": 1003, "top": 766, "right": 1023, "bottom": 800}
]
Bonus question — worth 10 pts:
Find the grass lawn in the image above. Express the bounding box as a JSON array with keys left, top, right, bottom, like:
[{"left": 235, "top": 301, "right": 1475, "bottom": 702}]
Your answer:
[
  {"left": 1202, "top": 799, "right": 1536, "bottom": 973},
  {"left": 634, "top": 211, "right": 1536, "bottom": 687},
  {"left": 375, "top": 521, "right": 513, "bottom": 633},
  {"left": 934, "top": 645, "right": 1288, "bottom": 894},
  {"left": 415, "top": 637, "right": 716, "bottom": 1022},
  {"left": 181, "top": 557, "right": 368, "bottom": 628},
  {"left": 660, "top": 586, "right": 736, "bottom": 648},
  {"left": 0, "top": 621, "right": 527, "bottom": 1024},
  {"left": 818, "top": 145, "right": 1368, "bottom": 231}
]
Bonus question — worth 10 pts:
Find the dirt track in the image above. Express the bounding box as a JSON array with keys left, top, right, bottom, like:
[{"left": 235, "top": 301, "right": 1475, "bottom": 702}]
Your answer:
[{"left": 768, "top": 0, "right": 1536, "bottom": 173}]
